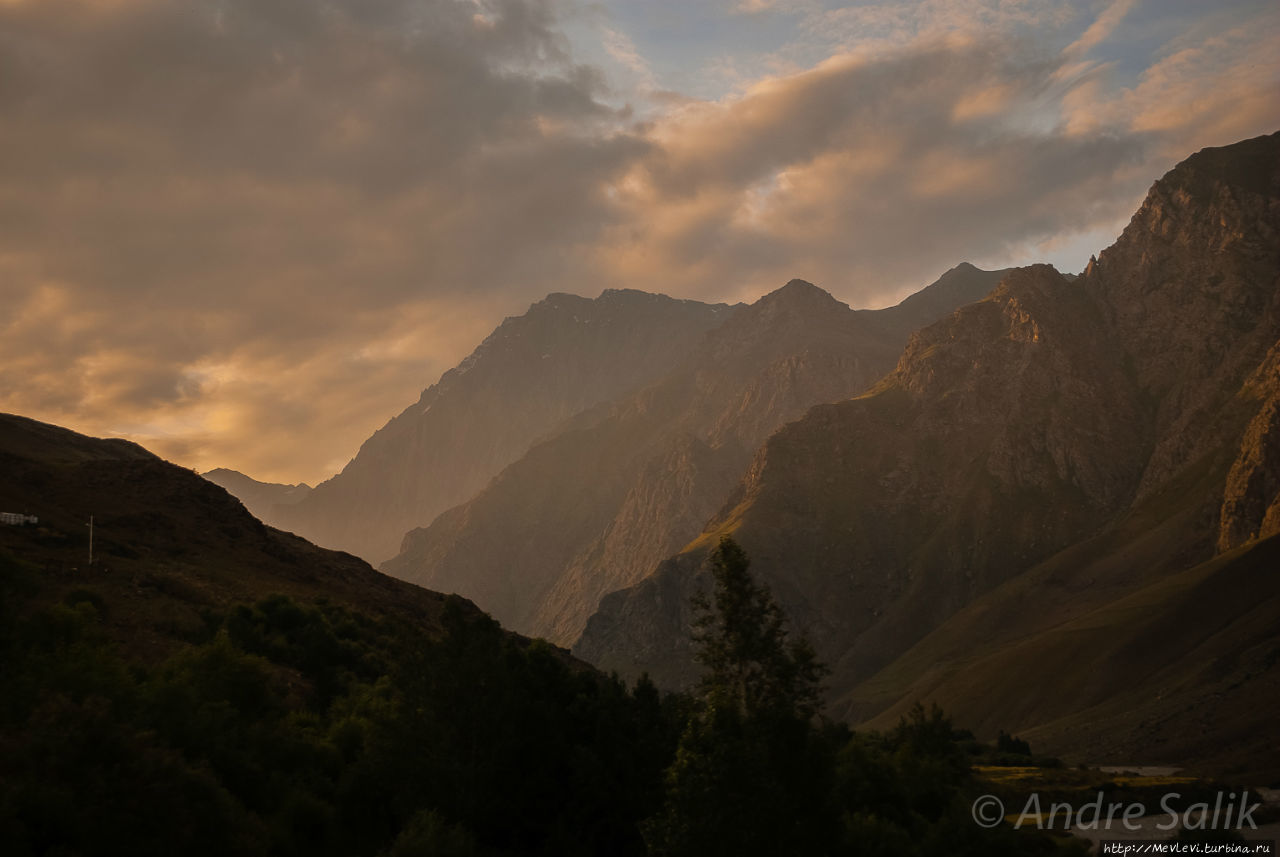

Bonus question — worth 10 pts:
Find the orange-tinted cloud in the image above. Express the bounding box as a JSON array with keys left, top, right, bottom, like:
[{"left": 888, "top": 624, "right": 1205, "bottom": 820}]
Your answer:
[{"left": 0, "top": 0, "right": 1275, "bottom": 483}]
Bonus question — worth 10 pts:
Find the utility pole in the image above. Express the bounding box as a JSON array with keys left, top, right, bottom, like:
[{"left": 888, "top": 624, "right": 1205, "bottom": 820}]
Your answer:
[{"left": 87, "top": 514, "right": 93, "bottom": 566}]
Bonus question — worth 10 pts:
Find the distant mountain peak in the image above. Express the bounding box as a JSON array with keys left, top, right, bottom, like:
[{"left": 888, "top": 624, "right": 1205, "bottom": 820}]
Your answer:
[
  {"left": 203, "top": 468, "right": 311, "bottom": 492},
  {"left": 776, "top": 277, "right": 823, "bottom": 294},
  {"left": 867, "top": 262, "right": 1011, "bottom": 340},
  {"left": 532, "top": 291, "right": 593, "bottom": 310},
  {"left": 756, "top": 278, "right": 846, "bottom": 310},
  {"left": 202, "top": 468, "right": 313, "bottom": 523},
  {"left": 598, "top": 287, "right": 663, "bottom": 301}
]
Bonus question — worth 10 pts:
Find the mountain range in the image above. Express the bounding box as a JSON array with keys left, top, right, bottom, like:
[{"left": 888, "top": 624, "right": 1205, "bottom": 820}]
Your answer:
[
  {"left": 206, "top": 130, "right": 1280, "bottom": 778},
  {"left": 383, "top": 264, "right": 1008, "bottom": 645},
  {"left": 576, "top": 130, "right": 1280, "bottom": 778},
  {"left": 265, "top": 290, "right": 736, "bottom": 564}
]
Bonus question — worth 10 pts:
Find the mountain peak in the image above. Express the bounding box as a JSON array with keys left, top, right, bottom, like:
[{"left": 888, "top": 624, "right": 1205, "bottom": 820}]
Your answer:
[
  {"left": 868, "top": 262, "right": 1010, "bottom": 339},
  {"left": 1101, "top": 130, "right": 1279, "bottom": 272},
  {"left": 1166, "top": 130, "right": 1279, "bottom": 195},
  {"left": 778, "top": 277, "right": 822, "bottom": 293},
  {"left": 532, "top": 292, "right": 593, "bottom": 311},
  {"left": 202, "top": 467, "right": 313, "bottom": 522},
  {"left": 598, "top": 287, "right": 662, "bottom": 302},
  {"left": 756, "top": 278, "right": 845, "bottom": 310}
]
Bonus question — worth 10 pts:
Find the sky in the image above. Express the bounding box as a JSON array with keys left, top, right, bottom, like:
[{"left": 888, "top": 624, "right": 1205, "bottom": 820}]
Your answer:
[{"left": 1, "top": 0, "right": 1277, "bottom": 485}]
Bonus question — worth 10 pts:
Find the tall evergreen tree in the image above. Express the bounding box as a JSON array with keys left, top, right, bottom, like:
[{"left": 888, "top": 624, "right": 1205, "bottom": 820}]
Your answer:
[
  {"left": 645, "top": 537, "right": 835, "bottom": 857},
  {"left": 690, "top": 537, "right": 826, "bottom": 721}
]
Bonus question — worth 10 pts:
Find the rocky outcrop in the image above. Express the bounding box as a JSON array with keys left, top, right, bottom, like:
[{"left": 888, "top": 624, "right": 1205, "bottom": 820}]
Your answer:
[
  {"left": 1085, "top": 131, "right": 1280, "bottom": 500},
  {"left": 383, "top": 266, "right": 1009, "bottom": 644},
  {"left": 1219, "top": 343, "right": 1280, "bottom": 551},
  {"left": 266, "top": 290, "right": 734, "bottom": 563}
]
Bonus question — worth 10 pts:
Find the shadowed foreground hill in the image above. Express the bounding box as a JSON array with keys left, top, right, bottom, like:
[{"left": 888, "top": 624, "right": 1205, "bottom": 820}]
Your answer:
[
  {"left": 577, "top": 132, "right": 1280, "bottom": 778},
  {"left": 0, "top": 412, "right": 465, "bottom": 650},
  {"left": 0, "top": 413, "right": 686, "bottom": 856}
]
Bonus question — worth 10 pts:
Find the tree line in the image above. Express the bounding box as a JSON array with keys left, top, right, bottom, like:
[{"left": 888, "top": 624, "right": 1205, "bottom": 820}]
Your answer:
[{"left": 0, "top": 540, "right": 1086, "bottom": 855}]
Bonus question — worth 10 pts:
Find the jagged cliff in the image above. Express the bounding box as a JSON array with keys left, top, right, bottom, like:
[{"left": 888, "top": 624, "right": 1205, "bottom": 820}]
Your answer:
[
  {"left": 1219, "top": 343, "right": 1280, "bottom": 551},
  {"left": 383, "top": 265, "right": 1008, "bottom": 643},
  {"left": 576, "top": 132, "right": 1280, "bottom": 773},
  {"left": 266, "top": 290, "right": 734, "bottom": 563}
]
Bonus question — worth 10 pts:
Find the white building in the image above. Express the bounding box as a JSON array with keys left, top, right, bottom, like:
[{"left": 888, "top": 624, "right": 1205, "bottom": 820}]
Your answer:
[{"left": 0, "top": 512, "right": 38, "bottom": 525}]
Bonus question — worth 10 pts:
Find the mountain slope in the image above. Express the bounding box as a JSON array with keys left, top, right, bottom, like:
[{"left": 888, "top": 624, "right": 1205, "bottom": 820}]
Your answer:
[
  {"left": 265, "top": 290, "right": 735, "bottom": 563},
  {"left": 384, "top": 266, "right": 1009, "bottom": 644},
  {"left": 0, "top": 412, "right": 688, "bottom": 857},
  {"left": 0, "top": 413, "right": 477, "bottom": 655},
  {"left": 576, "top": 131, "right": 1280, "bottom": 773},
  {"left": 847, "top": 523, "right": 1280, "bottom": 780}
]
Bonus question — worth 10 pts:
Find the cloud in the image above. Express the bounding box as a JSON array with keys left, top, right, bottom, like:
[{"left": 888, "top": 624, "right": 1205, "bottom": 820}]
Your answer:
[
  {"left": 733, "top": 0, "right": 816, "bottom": 14},
  {"left": 0, "top": 0, "right": 1275, "bottom": 482},
  {"left": 1063, "top": 0, "right": 1139, "bottom": 58},
  {"left": 791, "top": 0, "right": 1077, "bottom": 57},
  {"left": 586, "top": 36, "right": 1153, "bottom": 304},
  {"left": 0, "top": 0, "right": 639, "bottom": 481},
  {"left": 601, "top": 24, "right": 657, "bottom": 89},
  {"left": 582, "top": 2, "right": 1277, "bottom": 305}
]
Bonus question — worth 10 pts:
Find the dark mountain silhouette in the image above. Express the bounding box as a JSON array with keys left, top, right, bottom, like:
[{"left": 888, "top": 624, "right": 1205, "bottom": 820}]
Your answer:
[
  {"left": 383, "top": 265, "right": 1009, "bottom": 644},
  {"left": 576, "top": 131, "right": 1280, "bottom": 778},
  {"left": 265, "top": 290, "right": 736, "bottom": 564},
  {"left": 0, "top": 412, "right": 485, "bottom": 654},
  {"left": 0, "top": 413, "right": 692, "bottom": 857}
]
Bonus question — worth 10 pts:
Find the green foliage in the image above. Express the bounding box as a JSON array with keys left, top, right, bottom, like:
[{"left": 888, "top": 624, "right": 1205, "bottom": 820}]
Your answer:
[
  {"left": 646, "top": 537, "right": 835, "bottom": 856},
  {"left": 388, "top": 809, "right": 478, "bottom": 857},
  {"left": 0, "top": 578, "right": 681, "bottom": 857},
  {"left": 646, "top": 540, "right": 1089, "bottom": 857},
  {"left": 690, "top": 537, "right": 826, "bottom": 720},
  {"left": 996, "top": 730, "right": 1032, "bottom": 756},
  {"left": 0, "top": 547, "right": 1089, "bottom": 857},
  {"left": 365, "top": 596, "right": 676, "bottom": 856}
]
